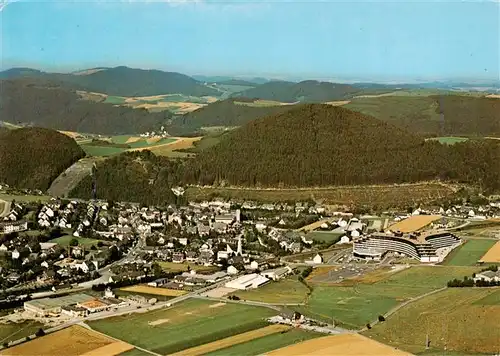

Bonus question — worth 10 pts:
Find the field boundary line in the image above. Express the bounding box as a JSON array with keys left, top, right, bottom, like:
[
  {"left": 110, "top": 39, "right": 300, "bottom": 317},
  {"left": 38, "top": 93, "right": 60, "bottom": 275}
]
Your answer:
[{"left": 82, "top": 323, "right": 162, "bottom": 356}]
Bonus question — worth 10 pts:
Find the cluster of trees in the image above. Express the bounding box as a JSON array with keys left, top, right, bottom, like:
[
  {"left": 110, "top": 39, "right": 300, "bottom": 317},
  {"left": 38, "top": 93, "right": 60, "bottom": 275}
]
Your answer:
[
  {"left": 0, "top": 127, "right": 85, "bottom": 190},
  {"left": 448, "top": 266, "right": 500, "bottom": 288},
  {"left": 181, "top": 104, "right": 500, "bottom": 192},
  {"left": 0, "top": 79, "right": 171, "bottom": 135}
]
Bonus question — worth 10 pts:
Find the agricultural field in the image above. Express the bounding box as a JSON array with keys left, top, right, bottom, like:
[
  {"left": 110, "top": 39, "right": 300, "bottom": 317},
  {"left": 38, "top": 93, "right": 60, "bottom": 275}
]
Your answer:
[
  {"left": 388, "top": 215, "right": 442, "bottom": 233},
  {"left": 49, "top": 235, "right": 102, "bottom": 247},
  {"left": 87, "top": 298, "right": 276, "bottom": 354},
  {"left": 169, "top": 324, "right": 290, "bottom": 356},
  {"left": 297, "top": 266, "right": 480, "bottom": 328},
  {"left": 3, "top": 325, "right": 133, "bottom": 356},
  {"left": 229, "top": 277, "right": 309, "bottom": 304},
  {"left": 149, "top": 136, "right": 202, "bottom": 157},
  {"left": 0, "top": 321, "right": 44, "bottom": 346},
  {"left": 157, "top": 261, "right": 219, "bottom": 274},
  {"left": 80, "top": 136, "right": 178, "bottom": 157},
  {"left": 234, "top": 99, "right": 292, "bottom": 107},
  {"left": 364, "top": 287, "right": 500, "bottom": 355},
  {"left": 81, "top": 145, "right": 127, "bottom": 157},
  {"left": 185, "top": 183, "right": 455, "bottom": 209},
  {"left": 479, "top": 241, "right": 500, "bottom": 263},
  {"left": 204, "top": 329, "right": 323, "bottom": 356},
  {"left": 120, "top": 285, "right": 187, "bottom": 297},
  {"left": 267, "top": 333, "right": 411, "bottom": 356},
  {"left": 443, "top": 239, "right": 496, "bottom": 266}
]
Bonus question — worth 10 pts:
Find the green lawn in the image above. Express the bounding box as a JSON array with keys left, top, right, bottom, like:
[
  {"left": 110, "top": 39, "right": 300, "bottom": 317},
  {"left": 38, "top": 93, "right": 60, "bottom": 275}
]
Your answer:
[
  {"left": 306, "top": 231, "right": 342, "bottom": 243},
  {"left": 297, "top": 266, "right": 480, "bottom": 329},
  {"left": 443, "top": 239, "right": 496, "bottom": 266},
  {"left": 0, "top": 321, "right": 44, "bottom": 345},
  {"left": 472, "top": 288, "right": 500, "bottom": 305},
  {"left": 363, "top": 288, "right": 500, "bottom": 355},
  {"left": 80, "top": 144, "right": 127, "bottom": 157},
  {"left": 230, "top": 277, "right": 309, "bottom": 304},
  {"left": 49, "top": 235, "right": 101, "bottom": 247},
  {"left": 204, "top": 329, "right": 323, "bottom": 356},
  {"left": 87, "top": 298, "right": 275, "bottom": 354}
]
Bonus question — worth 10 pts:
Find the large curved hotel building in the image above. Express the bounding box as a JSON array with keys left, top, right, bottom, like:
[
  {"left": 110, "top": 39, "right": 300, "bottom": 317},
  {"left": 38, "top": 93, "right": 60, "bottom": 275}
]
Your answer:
[{"left": 353, "top": 231, "right": 461, "bottom": 263}]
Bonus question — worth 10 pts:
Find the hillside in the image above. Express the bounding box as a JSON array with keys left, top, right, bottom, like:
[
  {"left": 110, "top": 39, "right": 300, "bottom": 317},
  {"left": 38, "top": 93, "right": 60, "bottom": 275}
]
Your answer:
[
  {"left": 182, "top": 104, "right": 500, "bottom": 191},
  {"left": 0, "top": 128, "right": 85, "bottom": 190},
  {"left": 69, "top": 150, "right": 180, "bottom": 205},
  {"left": 0, "top": 79, "right": 171, "bottom": 135},
  {"left": 232, "top": 80, "right": 390, "bottom": 103},
  {"left": 345, "top": 95, "right": 500, "bottom": 137},
  {"left": 0, "top": 66, "right": 219, "bottom": 97},
  {"left": 167, "top": 98, "right": 295, "bottom": 135}
]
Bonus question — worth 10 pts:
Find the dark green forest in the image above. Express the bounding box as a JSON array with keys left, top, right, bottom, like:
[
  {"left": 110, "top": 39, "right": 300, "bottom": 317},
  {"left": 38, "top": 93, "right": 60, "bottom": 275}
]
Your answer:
[
  {"left": 0, "top": 128, "right": 85, "bottom": 190},
  {"left": 0, "top": 79, "right": 171, "bottom": 134}
]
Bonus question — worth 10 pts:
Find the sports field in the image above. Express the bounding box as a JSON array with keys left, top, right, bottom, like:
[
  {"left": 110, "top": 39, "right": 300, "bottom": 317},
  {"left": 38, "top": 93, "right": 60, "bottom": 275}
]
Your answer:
[
  {"left": 297, "top": 266, "right": 480, "bottom": 328},
  {"left": 204, "top": 329, "right": 322, "bottom": 356},
  {"left": 443, "top": 239, "right": 496, "bottom": 266},
  {"left": 388, "top": 215, "right": 442, "bottom": 233},
  {"left": 229, "top": 277, "right": 309, "bottom": 304},
  {"left": 87, "top": 298, "right": 275, "bottom": 354},
  {"left": 479, "top": 241, "right": 500, "bottom": 263},
  {"left": 3, "top": 325, "right": 133, "bottom": 356},
  {"left": 120, "top": 285, "right": 187, "bottom": 297},
  {"left": 267, "top": 333, "right": 411, "bottom": 355},
  {"left": 169, "top": 324, "right": 290, "bottom": 356},
  {"left": 364, "top": 287, "right": 500, "bottom": 355}
]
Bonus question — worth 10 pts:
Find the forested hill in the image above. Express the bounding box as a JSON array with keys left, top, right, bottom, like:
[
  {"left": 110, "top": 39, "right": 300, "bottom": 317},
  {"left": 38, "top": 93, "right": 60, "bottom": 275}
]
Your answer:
[
  {"left": 167, "top": 98, "right": 296, "bottom": 135},
  {"left": 182, "top": 104, "right": 500, "bottom": 191},
  {"left": 232, "top": 80, "right": 390, "bottom": 103},
  {"left": 0, "top": 128, "right": 85, "bottom": 191},
  {"left": 0, "top": 79, "right": 171, "bottom": 135},
  {"left": 0, "top": 66, "right": 219, "bottom": 97}
]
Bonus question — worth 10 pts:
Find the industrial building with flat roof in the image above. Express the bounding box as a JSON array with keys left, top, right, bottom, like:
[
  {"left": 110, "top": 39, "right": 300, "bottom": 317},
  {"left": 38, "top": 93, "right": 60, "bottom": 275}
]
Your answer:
[
  {"left": 24, "top": 294, "right": 96, "bottom": 317},
  {"left": 353, "top": 231, "right": 461, "bottom": 263},
  {"left": 225, "top": 273, "right": 270, "bottom": 290}
]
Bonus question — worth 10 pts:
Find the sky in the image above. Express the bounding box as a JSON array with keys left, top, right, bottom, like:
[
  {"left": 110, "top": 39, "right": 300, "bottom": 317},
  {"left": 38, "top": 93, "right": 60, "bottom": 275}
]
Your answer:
[{"left": 1, "top": 0, "right": 499, "bottom": 82}]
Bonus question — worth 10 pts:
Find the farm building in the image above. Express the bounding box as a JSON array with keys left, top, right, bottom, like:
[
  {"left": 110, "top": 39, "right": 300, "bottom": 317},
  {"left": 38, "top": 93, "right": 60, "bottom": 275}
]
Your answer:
[
  {"left": 24, "top": 294, "right": 95, "bottom": 317},
  {"left": 225, "top": 273, "right": 269, "bottom": 290}
]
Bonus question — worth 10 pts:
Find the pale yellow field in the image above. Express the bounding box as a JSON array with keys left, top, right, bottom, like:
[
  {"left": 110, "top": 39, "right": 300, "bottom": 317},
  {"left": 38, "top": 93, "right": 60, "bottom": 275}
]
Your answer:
[
  {"left": 2, "top": 325, "right": 132, "bottom": 356},
  {"left": 120, "top": 285, "right": 187, "bottom": 297},
  {"left": 486, "top": 94, "right": 500, "bottom": 98},
  {"left": 389, "top": 215, "right": 442, "bottom": 233},
  {"left": 170, "top": 324, "right": 291, "bottom": 356},
  {"left": 149, "top": 137, "right": 203, "bottom": 157},
  {"left": 325, "top": 100, "right": 351, "bottom": 106},
  {"left": 125, "top": 136, "right": 141, "bottom": 144},
  {"left": 297, "top": 218, "right": 336, "bottom": 232},
  {"left": 266, "top": 333, "right": 411, "bottom": 356},
  {"left": 479, "top": 241, "right": 500, "bottom": 263},
  {"left": 58, "top": 130, "right": 81, "bottom": 138}
]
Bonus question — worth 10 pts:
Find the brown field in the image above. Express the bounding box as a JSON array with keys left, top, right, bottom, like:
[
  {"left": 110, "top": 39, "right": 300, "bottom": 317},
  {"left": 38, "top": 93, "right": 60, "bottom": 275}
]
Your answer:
[
  {"left": 149, "top": 136, "right": 203, "bottom": 157},
  {"left": 389, "top": 215, "right": 442, "bottom": 233},
  {"left": 130, "top": 101, "right": 206, "bottom": 113},
  {"left": 325, "top": 100, "right": 351, "bottom": 106},
  {"left": 2, "top": 325, "right": 132, "bottom": 356},
  {"left": 169, "top": 324, "right": 291, "bottom": 356},
  {"left": 266, "top": 333, "right": 411, "bottom": 355},
  {"left": 120, "top": 285, "right": 187, "bottom": 297},
  {"left": 479, "top": 241, "right": 500, "bottom": 263}
]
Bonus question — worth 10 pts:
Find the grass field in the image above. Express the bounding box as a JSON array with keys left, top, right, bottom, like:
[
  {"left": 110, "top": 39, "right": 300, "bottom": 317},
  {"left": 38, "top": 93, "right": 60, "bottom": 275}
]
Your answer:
[
  {"left": 117, "top": 348, "right": 151, "bottom": 356},
  {"left": 81, "top": 145, "right": 127, "bottom": 157},
  {"left": 306, "top": 231, "right": 343, "bottom": 243},
  {"left": 185, "top": 183, "right": 455, "bottom": 209},
  {"left": 87, "top": 298, "right": 276, "bottom": 354},
  {"left": 3, "top": 325, "right": 133, "bottom": 356},
  {"left": 297, "top": 266, "right": 480, "bottom": 328},
  {"left": 169, "top": 324, "right": 290, "bottom": 356},
  {"left": 427, "top": 136, "right": 470, "bottom": 145},
  {"left": 0, "top": 193, "right": 51, "bottom": 202},
  {"left": 49, "top": 235, "right": 102, "bottom": 247},
  {"left": 204, "top": 329, "right": 323, "bottom": 356},
  {"left": 229, "top": 277, "right": 309, "bottom": 304},
  {"left": 0, "top": 321, "right": 44, "bottom": 345},
  {"left": 479, "top": 241, "right": 500, "bottom": 263},
  {"left": 443, "top": 239, "right": 496, "bottom": 266},
  {"left": 388, "top": 215, "right": 442, "bottom": 233},
  {"left": 267, "top": 333, "right": 411, "bottom": 356},
  {"left": 157, "top": 261, "right": 219, "bottom": 274},
  {"left": 364, "top": 287, "right": 500, "bottom": 355},
  {"left": 120, "top": 285, "right": 187, "bottom": 297}
]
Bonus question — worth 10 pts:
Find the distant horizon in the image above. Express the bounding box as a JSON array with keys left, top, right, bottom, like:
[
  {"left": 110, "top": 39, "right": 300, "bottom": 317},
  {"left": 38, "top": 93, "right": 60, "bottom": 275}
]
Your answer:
[
  {"left": 2, "top": 0, "right": 499, "bottom": 83},
  {"left": 2, "top": 64, "right": 500, "bottom": 86}
]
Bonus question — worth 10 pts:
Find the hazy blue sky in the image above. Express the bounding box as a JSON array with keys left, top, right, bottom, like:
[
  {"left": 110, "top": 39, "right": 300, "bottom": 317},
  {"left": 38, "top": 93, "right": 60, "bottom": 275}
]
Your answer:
[{"left": 1, "top": 0, "right": 499, "bottom": 82}]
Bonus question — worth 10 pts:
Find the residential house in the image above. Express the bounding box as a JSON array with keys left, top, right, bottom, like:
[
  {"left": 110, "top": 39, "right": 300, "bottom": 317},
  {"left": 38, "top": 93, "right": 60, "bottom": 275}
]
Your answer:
[{"left": 172, "top": 252, "right": 185, "bottom": 263}]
